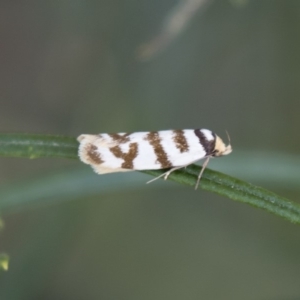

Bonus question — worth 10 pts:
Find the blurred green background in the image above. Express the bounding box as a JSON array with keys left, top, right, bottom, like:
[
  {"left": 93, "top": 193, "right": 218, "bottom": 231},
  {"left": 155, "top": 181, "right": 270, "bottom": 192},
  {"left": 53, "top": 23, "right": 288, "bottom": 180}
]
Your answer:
[{"left": 1, "top": 0, "right": 300, "bottom": 299}]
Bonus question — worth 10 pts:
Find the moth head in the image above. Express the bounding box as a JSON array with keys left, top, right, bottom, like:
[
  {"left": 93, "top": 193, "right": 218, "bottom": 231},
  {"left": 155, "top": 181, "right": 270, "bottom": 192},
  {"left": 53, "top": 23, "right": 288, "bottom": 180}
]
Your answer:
[{"left": 213, "top": 132, "right": 232, "bottom": 157}]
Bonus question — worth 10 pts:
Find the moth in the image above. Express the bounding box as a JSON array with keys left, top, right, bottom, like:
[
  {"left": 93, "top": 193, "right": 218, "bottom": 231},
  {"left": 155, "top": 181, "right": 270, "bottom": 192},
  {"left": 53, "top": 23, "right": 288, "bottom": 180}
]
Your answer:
[{"left": 77, "top": 129, "right": 232, "bottom": 189}]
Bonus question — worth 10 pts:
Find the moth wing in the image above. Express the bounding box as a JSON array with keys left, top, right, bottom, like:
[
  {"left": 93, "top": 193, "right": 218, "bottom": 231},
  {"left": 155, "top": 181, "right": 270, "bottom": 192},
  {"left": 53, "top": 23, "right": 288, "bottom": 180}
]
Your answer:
[
  {"left": 77, "top": 134, "right": 132, "bottom": 174},
  {"left": 77, "top": 134, "right": 119, "bottom": 148},
  {"left": 91, "top": 165, "right": 133, "bottom": 174}
]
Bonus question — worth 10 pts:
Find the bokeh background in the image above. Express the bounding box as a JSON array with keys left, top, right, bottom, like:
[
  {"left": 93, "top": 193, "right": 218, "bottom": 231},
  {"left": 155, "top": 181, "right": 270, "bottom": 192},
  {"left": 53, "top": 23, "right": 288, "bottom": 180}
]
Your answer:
[{"left": 1, "top": 0, "right": 300, "bottom": 299}]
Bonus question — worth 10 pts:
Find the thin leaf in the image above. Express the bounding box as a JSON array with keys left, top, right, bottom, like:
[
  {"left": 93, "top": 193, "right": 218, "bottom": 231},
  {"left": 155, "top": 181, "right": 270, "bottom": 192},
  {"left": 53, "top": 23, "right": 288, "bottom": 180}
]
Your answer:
[
  {"left": 0, "top": 169, "right": 155, "bottom": 213},
  {"left": 0, "top": 133, "right": 77, "bottom": 159},
  {"left": 0, "top": 133, "right": 299, "bottom": 224},
  {"left": 144, "top": 166, "right": 300, "bottom": 224}
]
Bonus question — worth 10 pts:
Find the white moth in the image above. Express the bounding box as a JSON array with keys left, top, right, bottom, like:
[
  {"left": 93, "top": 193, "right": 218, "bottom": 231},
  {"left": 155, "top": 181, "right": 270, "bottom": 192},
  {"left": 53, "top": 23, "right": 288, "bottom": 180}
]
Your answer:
[{"left": 77, "top": 129, "right": 232, "bottom": 189}]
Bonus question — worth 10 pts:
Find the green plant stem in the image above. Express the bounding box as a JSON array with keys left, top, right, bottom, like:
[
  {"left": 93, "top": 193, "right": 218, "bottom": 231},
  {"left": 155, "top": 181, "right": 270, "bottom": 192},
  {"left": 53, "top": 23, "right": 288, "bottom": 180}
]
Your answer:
[
  {"left": 0, "top": 133, "right": 299, "bottom": 224},
  {"left": 144, "top": 167, "right": 300, "bottom": 224},
  {"left": 0, "top": 133, "right": 78, "bottom": 159}
]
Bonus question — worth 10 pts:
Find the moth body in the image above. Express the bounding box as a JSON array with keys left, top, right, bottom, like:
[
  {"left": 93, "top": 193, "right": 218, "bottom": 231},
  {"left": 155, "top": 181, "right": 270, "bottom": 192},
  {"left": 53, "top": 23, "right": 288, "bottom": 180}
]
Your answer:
[{"left": 77, "top": 129, "right": 232, "bottom": 189}]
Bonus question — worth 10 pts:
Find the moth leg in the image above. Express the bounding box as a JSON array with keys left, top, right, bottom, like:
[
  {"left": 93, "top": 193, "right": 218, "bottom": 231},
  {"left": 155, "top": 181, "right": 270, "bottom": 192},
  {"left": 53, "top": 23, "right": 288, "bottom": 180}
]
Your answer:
[
  {"left": 163, "top": 166, "right": 186, "bottom": 180},
  {"left": 195, "top": 157, "right": 210, "bottom": 190},
  {"left": 147, "top": 166, "right": 185, "bottom": 184}
]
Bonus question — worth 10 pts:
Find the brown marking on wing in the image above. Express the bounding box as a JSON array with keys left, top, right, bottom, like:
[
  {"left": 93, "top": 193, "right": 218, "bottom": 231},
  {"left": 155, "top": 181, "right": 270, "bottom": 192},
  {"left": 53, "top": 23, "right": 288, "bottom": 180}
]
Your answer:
[
  {"left": 109, "top": 133, "right": 131, "bottom": 143},
  {"left": 172, "top": 130, "right": 189, "bottom": 153},
  {"left": 109, "top": 143, "right": 138, "bottom": 169},
  {"left": 194, "top": 129, "right": 216, "bottom": 156},
  {"left": 85, "top": 144, "right": 103, "bottom": 164},
  {"left": 146, "top": 132, "right": 172, "bottom": 168}
]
